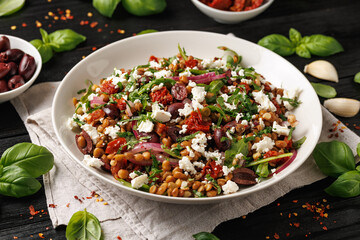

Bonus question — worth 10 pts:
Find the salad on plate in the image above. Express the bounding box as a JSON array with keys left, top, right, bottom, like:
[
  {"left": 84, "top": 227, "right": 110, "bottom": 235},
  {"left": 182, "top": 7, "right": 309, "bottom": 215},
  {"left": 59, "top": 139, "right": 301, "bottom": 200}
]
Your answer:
[{"left": 67, "top": 45, "right": 305, "bottom": 198}]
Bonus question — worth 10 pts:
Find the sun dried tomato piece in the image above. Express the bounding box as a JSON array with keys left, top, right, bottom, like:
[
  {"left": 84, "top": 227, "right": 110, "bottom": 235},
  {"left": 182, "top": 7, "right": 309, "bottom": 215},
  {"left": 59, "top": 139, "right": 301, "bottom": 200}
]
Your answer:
[
  {"left": 244, "top": 0, "right": 263, "bottom": 10},
  {"left": 230, "top": 0, "right": 246, "bottom": 11},
  {"left": 184, "top": 109, "right": 211, "bottom": 133},
  {"left": 100, "top": 81, "right": 118, "bottom": 94},
  {"left": 155, "top": 122, "right": 168, "bottom": 138},
  {"left": 185, "top": 59, "right": 198, "bottom": 68},
  {"left": 115, "top": 97, "right": 127, "bottom": 111},
  {"left": 150, "top": 86, "right": 173, "bottom": 105},
  {"left": 208, "top": 0, "right": 233, "bottom": 10},
  {"left": 239, "top": 82, "right": 251, "bottom": 93},
  {"left": 149, "top": 55, "right": 159, "bottom": 63},
  {"left": 201, "top": 161, "right": 223, "bottom": 179},
  {"left": 105, "top": 138, "right": 127, "bottom": 154},
  {"left": 86, "top": 109, "right": 105, "bottom": 124}
]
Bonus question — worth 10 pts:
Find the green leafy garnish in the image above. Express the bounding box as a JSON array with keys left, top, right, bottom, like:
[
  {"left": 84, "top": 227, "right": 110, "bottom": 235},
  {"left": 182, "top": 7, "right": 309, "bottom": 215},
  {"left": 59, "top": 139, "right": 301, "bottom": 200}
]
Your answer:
[
  {"left": 224, "top": 138, "right": 248, "bottom": 167},
  {"left": 66, "top": 209, "right": 103, "bottom": 240}
]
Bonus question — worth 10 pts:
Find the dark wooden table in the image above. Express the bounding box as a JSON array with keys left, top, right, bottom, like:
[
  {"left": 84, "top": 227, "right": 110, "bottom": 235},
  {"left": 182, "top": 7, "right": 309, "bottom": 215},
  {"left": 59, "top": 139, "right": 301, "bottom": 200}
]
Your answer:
[{"left": 1, "top": 0, "right": 360, "bottom": 239}]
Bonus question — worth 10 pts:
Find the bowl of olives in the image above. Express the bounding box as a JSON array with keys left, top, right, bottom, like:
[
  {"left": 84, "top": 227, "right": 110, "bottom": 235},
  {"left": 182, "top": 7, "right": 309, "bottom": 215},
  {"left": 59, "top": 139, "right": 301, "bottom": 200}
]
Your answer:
[{"left": 0, "top": 34, "right": 42, "bottom": 104}]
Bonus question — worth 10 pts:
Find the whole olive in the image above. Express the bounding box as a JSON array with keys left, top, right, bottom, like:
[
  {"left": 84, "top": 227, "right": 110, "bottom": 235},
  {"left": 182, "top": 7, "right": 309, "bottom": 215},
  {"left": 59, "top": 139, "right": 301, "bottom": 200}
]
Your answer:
[
  {"left": 102, "top": 104, "right": 120, "bottom": 119},
  {"left": 214, "top": 128, "right": 230, "bottom": 151},
  {"left": 0, "top": 36, "right": 10, "bottom": 52},
  {"left": 167, "top": 126, "right": 184, "bottom": 142},
  {"left": 167, "top": 102, "right": 185, "bottom": 119},
  {"left": 0, "top": 80, "right": 9, "bottom": 93},
  {"left": 7, "top": 62, "right": 17, "bottom": 76},
  {"left": 0, "top": 63, "right": 10, "bottom": 79},
  {"left": 1, "top": 49, "right": 24, "bottom": 63},
  {"left": 138, "top": 132, "right": 160, "bottom": 143},
  {"left": 19, "top": 54, "right": 36, "bottom": 80},
  {"left": 8, "top": 75, "right": 25, "bottom": 90}
]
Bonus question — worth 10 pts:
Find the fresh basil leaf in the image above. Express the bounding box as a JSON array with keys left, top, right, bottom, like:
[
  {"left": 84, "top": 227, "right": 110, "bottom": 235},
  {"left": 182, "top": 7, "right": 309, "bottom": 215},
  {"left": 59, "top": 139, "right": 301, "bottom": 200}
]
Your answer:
[
  {"left": 66, "top": 209, "right": 103, "bottom": 240},
  {"left": 0, "top": 165, "right": 42, "bottom": 198},
  {"left": 122, "top": 0, "right": 166, "bottom": 16},
  {"left": 0, "top": 0, "right": 25, "bottom": 16},
  {"left": 301, "top": 35, "right": 344, "bottom": 57},
  {"left": 325, "top": 171, "right": 360, "bottom": 198},
  {"left": 295, "top": 44, "right": 311, "bottom": 58},
  {"left": 310, "top": 82, "right": 337, "bottom": 98},
  {"left": 357, "top": 143, "right": 360, "bottom": 157},
  {"left": 258, "top": 34, "right": 295, "bottom": 56},
  {"left": 356, "top": 165, "right": 360, "bottom": 172},
  {"left": 138, "top": 29, "right": 158, "bottom": 35},
  {"left": 224, "top": 138, "right": 248, "bottom": 167},
  {"left": 193, "top": 232, "right": 220, "bottom": 240},
  {"left": 30, "top": 39, "right": 54, "bottom": 64},
  {"left": 39, "top": 28, "right": 49, "bottom": 43},
  {"left": 0, "top": 164, "right": 2, "bottom": 176},
  {"left": 92, "top": 0, "right": 121, "bottom": 18},
  {"left": 0, "top": 142, "right": 54, "bottom": 178},
  {"left": 313, "top": 141, "right": 355, "bottom": 178},
  {"left": 256, "top": 162, "right": 269, "bottom": 178},
  {"left": 48, "top": 29, "right": 86, "bottom": 53},
  {"left": 354, "top": 72, "right": 360, "bottom": 84},
  {"left": 289, "top": 28, "right": 302, "bottom": 45}
]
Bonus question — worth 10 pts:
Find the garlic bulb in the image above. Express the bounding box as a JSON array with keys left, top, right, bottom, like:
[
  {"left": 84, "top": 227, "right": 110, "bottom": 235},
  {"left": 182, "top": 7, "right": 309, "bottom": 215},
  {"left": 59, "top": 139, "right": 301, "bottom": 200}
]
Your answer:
[
  {"left": 324, "top": 98, "right": 360, "bottom": 117},
  {"left": 304, "top": 60, "right": 339, "bottom": 82}
]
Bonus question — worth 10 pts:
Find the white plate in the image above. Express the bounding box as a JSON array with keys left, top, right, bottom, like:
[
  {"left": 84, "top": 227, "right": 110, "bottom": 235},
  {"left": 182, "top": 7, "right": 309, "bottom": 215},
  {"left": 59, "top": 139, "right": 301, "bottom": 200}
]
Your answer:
[{"left": 52, "top": 31, "right": 322, "bottom": 204}]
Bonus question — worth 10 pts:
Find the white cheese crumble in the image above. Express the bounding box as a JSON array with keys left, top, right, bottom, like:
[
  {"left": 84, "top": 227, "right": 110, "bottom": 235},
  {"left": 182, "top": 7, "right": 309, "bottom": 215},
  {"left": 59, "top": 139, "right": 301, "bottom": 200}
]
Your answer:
[
  {"left": 179, "top": 124, "right": 188, "bottom": 134},
  {"left": 222, "top": 180, "right": 239, "bottom": 194},
  {"left": 149, "top": 60, "right": 162, "bottom": 69},
  {"left": 241, "top": 79, "right": 253, "bottom": 84},
  {"left": 131, "top": 174, "right": 149, "bottom": 189},
  {"left": 191, "top": 86, "right": 206, "bottom": 109},
  {"left": 193, "top": 161, "right": 205, "bottom": 169},
  {"left": 151, "top": 103, "right": 171, "bottom": 122},
  {"left": 191, "top": 133, "right": 208, "bottom": 154},
  {"left": 251, "top": 136, "right": 275, "bottom": 153},
  {"left": 179, "top": 67, "right": 192, "bottom": 77},
  {"left": 83, "top": 155, "right": 104, "bottom": 169},
  {"left": 132, "top": 69, "right": 142, "bottom": 80},
  {"left": 188, "top": 80, "right": 197, "bottom": 87},
  {"left": 282, "top": 88, "right": 301, "bottom": 110},
  {"left": 81, "top": 124, "right": 100, "bottom": 144},
  {"left": 87, "top": 93, "right": 98, "bottom": 101},
  {"left": 138, "top": 120, "right": 154, "bottom": 133},
  {"left": 129, "top": 172, "right": 138, "bottom": 179},
  {"left": 204, "top": 150, "right": 223, "bottom": 165},
  {"left": 151, "top": 83, "right": 164, "bottom": 92},
  {"left": 272, "top": 121, "right": 290, "bottom": 136},
  {"left": 144, "top": 71, "right": 154, "bottom": 77},
  {"left": 180, "top": 181, "right": 188, "bottom": 189},
  {"left": 179, "top": 103, "right": 193, "bottom": 117},
  {"left": 66, "top": 117, "right": 78, "bottom": 130},
  {"left": 170, "top": 117, "right": 181, "bottom": 123},
  {"left": 104, "top": 125, "right": 120, "bottom": 139},
  {"left": 240, "top": 120, "right": 248, "bottom": 126},
  {"left": 235, "top": 113, "right": 243, "bottom": 123},
  {"left": 154, "top": 70, "right": 172, "bottom": 79},
  {"left": 222, "top": 166, "right": 235, "bottom": 176},
  {"left": 186, "top": 146, "right": 195, "bottom": 158},
  {"left": 179, "top": 156, "right": 197, "bottom": 175},
  {"left": 252, "top": 90, "right": 277, "bottom": 112}
]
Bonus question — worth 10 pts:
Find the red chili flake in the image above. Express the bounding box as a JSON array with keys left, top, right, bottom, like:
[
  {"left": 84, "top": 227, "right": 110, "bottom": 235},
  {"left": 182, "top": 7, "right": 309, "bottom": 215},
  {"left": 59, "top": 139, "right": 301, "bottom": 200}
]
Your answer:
[
  {"left": 97, "top": 28, "right": 103, "bottom": 32},
  {"left": 13, "top": 237, "right": 18, "bottom": 239},
  {"left": 10, "top": 25, "right": 16, "bottom": 30},
  {"left": 58, "top": 9, "right": 64, "bottom": 15},
  {"left": 66, "top": 203, "right": 70, "bottom": 207},
  {"left": 74, "top": 195, "right": 83, "bottom": 203},
  {"left": 285, "top": 233, "right": 290, "bottom": 237},
  {"left": 22, "top": 23, "right": 27, "bottom": 27},
  {"left": 90, "top": 21, "right": 98, "bottom": 28},
  {"left": 241, "top": 215, "right": 246, "bottom": 219},
  {"left": 117, "top": 29, "right": 125, "bottom": 34},
  {"left": 277, "top": 203, "right": 280, "bottom": 206},
  {"left": 105, "top": 24, "right": 108, "bottom": 27},
  {"left": 355, "top": 125, "right": 360, "bottom": 130},
  {"left": 117, "top": 236, "right": 122, "bottom": 240},
  {"left": 60, "top": 16, "right": 67, "bottom": 21},
  {"left": 92, "top": 47, "right": 97, "bottom": 51},
  {"left": 39, "top": 233, "right": 45, "bottom": 238},
  {"left": 48, "top": 204, "right": 57, "bottom": 208},
  {"left": 48, "top": 24, "right": 52, "bottom": 27},
  {"left": 29, "top": 205, "right": 39, "bottom": 216},
  {"left": 322, "top": 226, "right": 328, "bottom": 231},
  {"left": 335, "top": 133, "right": 339, "bottom": 138},
  {"left": 46, "top": 227, "right": 50, "bottom": 230},
  {"left": 80, "top": 20, "right": 86, "bottom": 26},
  {"left": 86, "top": 197, "right": 92, "bottom": 199},
  {"left": 339, "top": 129, "right": 344, "bottom": 132},
  {"left": 35, "top": 20, "right": 42, "bottom": 28},
  {"left": 54, "top": 16, "right": 59, "bottom": 20},
  {"left": 288, "top": 213, "right": 291, "bottom": 218},
  {"left": 274, "top": 233, "right": 280, "bottom": 239},
  {"left": 293, "top": 222, "right": 300, "bottom": 228},
  {"left": 110, "top": 30, "right": 114, "bottom": 34}
]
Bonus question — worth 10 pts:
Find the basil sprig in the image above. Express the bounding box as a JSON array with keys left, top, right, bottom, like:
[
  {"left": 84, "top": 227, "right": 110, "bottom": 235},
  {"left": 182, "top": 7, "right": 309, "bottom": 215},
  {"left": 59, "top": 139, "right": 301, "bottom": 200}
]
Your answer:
[
  {"left": 193, "top": 232, "right": 220, "bottom": 240},
  {"left": 0, "top": 0, "right": 25, "bottom": 16},
  {"left": 0, "top": 143, "right": 54, "bottom": 198},
  {"left": 310, "top": 82, "right": 337, "bottom": 98},
  {"left": 31, "top": 28, "right": 86, "bottom": 64},
  {"left": 93, "top": 0, "right": 121, "bottom": 18},
  {"left": 258, "top": 28, "right": 344, "bottom": 58},
  {"left": 354, "top": 72, "right": 360, "bottom": 84},
  {"left": 66, "top": 209, "right": 103, "bottom": 240},
  {"left": 313, "top": 141, "right": 360, "bottom": 198}
]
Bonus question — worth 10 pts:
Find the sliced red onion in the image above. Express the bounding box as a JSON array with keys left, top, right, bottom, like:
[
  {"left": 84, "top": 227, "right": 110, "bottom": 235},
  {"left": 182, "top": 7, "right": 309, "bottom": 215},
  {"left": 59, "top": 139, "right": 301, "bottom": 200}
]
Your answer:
[
  {"left": 154, "top": 153, "right": 179, "bottom": 166},
  {"left": 90, "top": 96, "right": 105, "bottom": 108},
  {"left": 169, "top": 71, "right": 228, "bottom": 84},
  {"left": 128, "top": 142, "right": 164, "bottom": 155},
  {"left": 270, "top": 149, "right": 297, "bottom": 176},
  {"left": 125, "top": 100, "right": 134, "bottom": 117},
  {"left": 132, "top": 120, "right": 139, "bottom": 139}
]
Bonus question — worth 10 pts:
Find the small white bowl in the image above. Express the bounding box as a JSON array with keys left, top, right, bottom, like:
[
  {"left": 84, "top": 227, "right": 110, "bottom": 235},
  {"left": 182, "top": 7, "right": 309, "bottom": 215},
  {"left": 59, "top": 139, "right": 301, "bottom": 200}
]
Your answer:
[
  {"left": 191, "top": 0, "right": 274, "bottom": 24},
  {"left": 0, "top": 35, "right": 42, "bottom": 104}
]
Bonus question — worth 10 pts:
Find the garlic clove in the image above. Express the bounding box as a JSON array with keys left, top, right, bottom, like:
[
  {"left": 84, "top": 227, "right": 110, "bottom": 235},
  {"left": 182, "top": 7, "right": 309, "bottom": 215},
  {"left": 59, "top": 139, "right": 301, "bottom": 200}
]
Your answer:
[
  {"left": 324, "top": 98, "right": 360, "bottom": 117},
  {"left": 304, "top": 60, "right": 339, "bottom": 82}
]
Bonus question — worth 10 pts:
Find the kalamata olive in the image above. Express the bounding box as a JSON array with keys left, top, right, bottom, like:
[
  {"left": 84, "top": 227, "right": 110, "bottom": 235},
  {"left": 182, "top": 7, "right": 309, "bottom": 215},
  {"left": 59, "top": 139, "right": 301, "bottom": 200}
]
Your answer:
[
  {"left": 1, "top": 49, "right": 24, "bottom": 63},
  {"left": 0, "top": 36, "right": 10, "bottom": 52},
  {"left": 0, "top": 80, "right": 9, "bottom": 93},
  {"left": 223, "top": 120, "right": 237, "bottom": 131},
  {"left": 75, "top": 130, "right": 93, "bottom": 154},
  {"left": 7, "top": 62, "right": 17, "bottom": 76},
  {"left": 167, "top": 126, "right": 184, "bottom": 142},
  {"left": 171, "top": 83, "right": 188, "bottom": 100},
  {"left": 102, "top": 104, "right": 120, "bottom": 119},
  {"left": 138, "top": 132, "right": 160, "bottom": 143},
  {"left": 232, "top": 168, "right": 257, "bottom": 185},
  {"left": 0, "top": 63, "right": 10, "bottom": 79},
  {"left": 167, "top": 102, "right": 185, "bottom": 119},
  {"left": 19, "top": 54, "right": 36, "bottom": 80},
  {"left": 8, "top": 75, "right": 25, "bottom": 90},
  {"left": 214, "top": 128, "right": 230, "bottom": 151}
]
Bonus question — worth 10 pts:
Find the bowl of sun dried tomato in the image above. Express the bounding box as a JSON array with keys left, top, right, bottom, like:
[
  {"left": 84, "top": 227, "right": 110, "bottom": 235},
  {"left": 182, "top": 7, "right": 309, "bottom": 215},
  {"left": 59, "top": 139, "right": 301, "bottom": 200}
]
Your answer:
[{"left": 191, "top": 0, "right": 274, "bottom": 24}]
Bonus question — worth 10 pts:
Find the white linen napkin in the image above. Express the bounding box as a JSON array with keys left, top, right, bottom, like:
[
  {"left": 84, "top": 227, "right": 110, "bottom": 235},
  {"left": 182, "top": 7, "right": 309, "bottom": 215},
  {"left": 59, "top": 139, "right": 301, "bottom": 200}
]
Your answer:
[{"left": 11, "top": 81, "right": 360, "bottom": 240}]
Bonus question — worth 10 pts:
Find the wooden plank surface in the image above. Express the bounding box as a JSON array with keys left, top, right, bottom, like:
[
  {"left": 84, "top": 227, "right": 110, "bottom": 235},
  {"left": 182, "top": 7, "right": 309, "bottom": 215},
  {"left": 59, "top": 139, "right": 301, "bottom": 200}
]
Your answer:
[{"left": 0, "top": 0, "right": 360, "bottom": 239}]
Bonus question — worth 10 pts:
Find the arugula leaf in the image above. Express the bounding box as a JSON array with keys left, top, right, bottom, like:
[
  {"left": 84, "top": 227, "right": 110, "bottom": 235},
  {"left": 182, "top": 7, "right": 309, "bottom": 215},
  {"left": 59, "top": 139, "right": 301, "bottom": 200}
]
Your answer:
[
  {"left": 178, "top": 44, "right": 188, "bottom": 61},
  {"left": 177, "top": 131, "right": 201, "bottom": 143},
  {"left": 255, "top": 162, "right": 270, "bottom": 178},
  {"left": 161, "top": 144, "right": 182, "bottom": 159},
  {"left": 224, "top": 138, "right": 248, "bottom": 167},
  {"left": 293, "top": 136, "right": 306, "bottom": 149},
  {"left": 280, "top": 97, "right": 301, "bottom": 108},
  {"left": 205, "top": 174, "right": 222, "bottom": 194}
]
